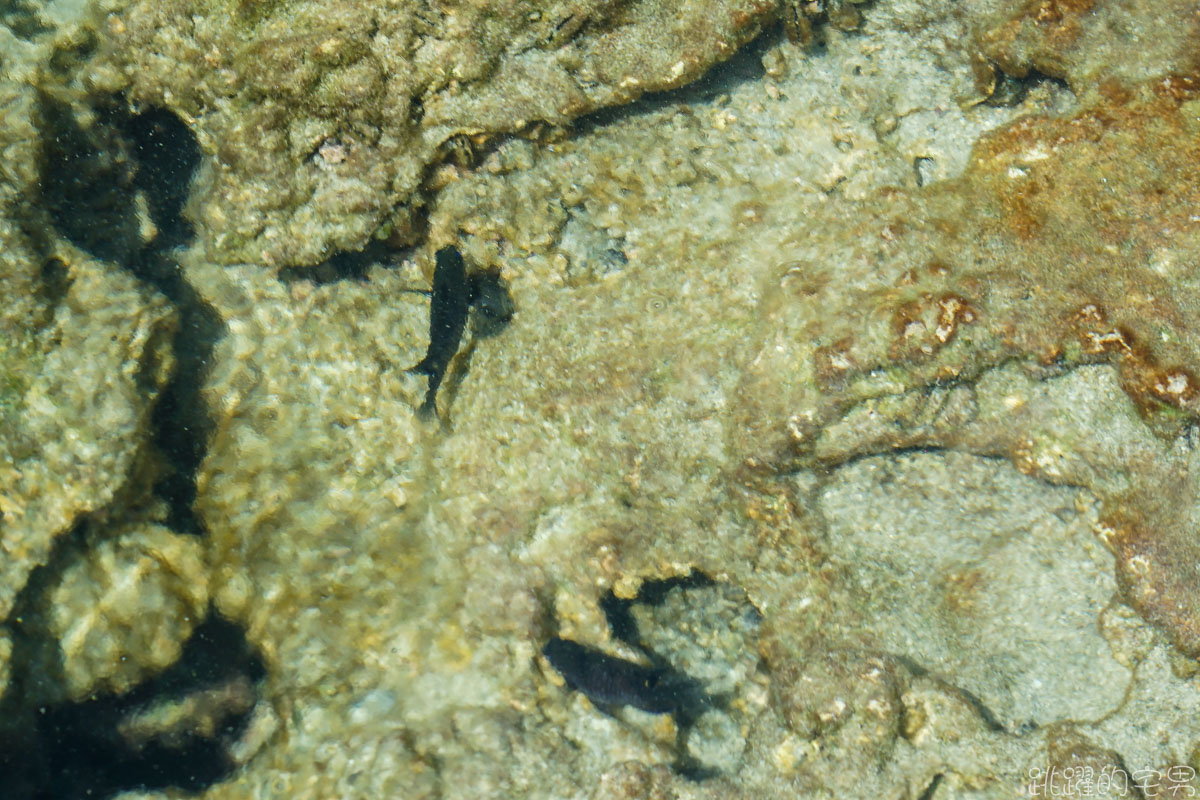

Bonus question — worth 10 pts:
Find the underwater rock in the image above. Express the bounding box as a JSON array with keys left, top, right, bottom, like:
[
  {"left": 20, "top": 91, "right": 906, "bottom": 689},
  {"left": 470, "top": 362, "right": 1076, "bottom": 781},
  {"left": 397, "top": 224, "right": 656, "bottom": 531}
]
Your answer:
[
  {"left": 738, "top": 72, "right": 1200, "bottom": 655},
  {"left": 4, "top": 0, "right": 1197, "bottom": 797},
  {"left": 0, "top": 248, "right": 176, "bottom": 624},
  {"left": 92, "top": 0, "right": 780, "bottom": 269},
  {"left": 819, "top": 449, "right": 1127, "bottom": 729},
  {"left": 41, "top": 523, "right": 208, "bottom": 701},
  {"left": 0, "top": 15, "right": 177, "bottom": 716},
  {"left": 975, "top": 0, "right": 1200, "bottom": 100}
]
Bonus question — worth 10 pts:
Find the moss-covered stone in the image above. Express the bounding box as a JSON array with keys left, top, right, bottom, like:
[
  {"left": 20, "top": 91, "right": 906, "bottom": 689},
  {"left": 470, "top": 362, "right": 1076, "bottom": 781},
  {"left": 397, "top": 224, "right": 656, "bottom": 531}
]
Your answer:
[{"left": 92, "top": 0, "right": 780, "bottom": 269}]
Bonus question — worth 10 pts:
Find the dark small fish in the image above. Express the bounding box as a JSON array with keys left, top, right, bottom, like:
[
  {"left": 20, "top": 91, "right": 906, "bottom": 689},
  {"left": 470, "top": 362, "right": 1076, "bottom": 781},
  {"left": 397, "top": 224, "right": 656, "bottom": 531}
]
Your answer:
[
  {"left": 542, "top": 637, "right": 708, "bottom": 715},
  {"left": 411, "top": 246, "right": 472, "bottom": 415}
]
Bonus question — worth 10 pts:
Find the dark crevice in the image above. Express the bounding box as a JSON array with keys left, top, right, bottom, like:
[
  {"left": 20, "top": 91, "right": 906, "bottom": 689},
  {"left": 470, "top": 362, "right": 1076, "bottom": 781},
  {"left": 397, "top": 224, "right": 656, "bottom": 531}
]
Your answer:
[
  {"left": 146, "top": 278, "right": 222, "bottom": 535},
  {"left": 917, "top": 772, "right": 945, "bottom": 800},
  {"left": 36, "top": 90, "right": 218, "bottom": 535},
  {"left": 38, "top": 93, "right": 143, "bottom": 263},
  {"left": 1, "top": 526, "right": 263, "bottom": 799},
  {"left": 1, "top": 520, "right": 93, "bottom": 705},
  {"left": 37, "top": 92, "right": 200, "bottom": 266},
  {"left": 984, "top": 67, "right": 1072, "bottom": 107},
  {"left": 808, "top": 443, "right": 955, "bottom": 478},
  {"left": 133, "top": 262, "right": 221, "bottom": 539},
  {"left": 11, "top": 88, "right": 252, "bottom": 800},
  {"left": 573, "top": 23, "right": 780, "bottom": 136},
  {"left": 119, "top": 106, "right": 200, "bottom": 252},
  {"left": 0, "top": 608, "right": 265, "bottom": 800}
]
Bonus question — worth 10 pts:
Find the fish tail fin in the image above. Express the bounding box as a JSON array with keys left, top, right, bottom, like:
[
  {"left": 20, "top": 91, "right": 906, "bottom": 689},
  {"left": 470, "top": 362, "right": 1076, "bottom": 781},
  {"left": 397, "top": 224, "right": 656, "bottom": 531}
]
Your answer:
[{"left": 417, "top": 391, "right": 439, "bottom": 418}]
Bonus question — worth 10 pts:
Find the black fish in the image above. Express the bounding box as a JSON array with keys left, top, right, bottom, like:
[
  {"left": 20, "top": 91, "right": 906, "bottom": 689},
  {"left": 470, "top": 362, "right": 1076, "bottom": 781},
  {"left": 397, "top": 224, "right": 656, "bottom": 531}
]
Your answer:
[
  {"left": 542, "top": 637, "right": 708, "bottom": 716},
  {"left": 411, "top": 246, "right": 471, "bottom": 416}
]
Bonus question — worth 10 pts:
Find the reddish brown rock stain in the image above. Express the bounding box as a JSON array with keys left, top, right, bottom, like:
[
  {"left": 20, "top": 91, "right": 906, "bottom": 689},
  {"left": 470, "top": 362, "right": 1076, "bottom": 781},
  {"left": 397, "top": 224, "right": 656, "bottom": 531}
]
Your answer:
[
  {"left": 976, "top": 0, "right": 1104, "bottom": 81},
  {"left": 942, "top": 567, "right": 988, "bottom": 616},
  {"left": 967, "top": 88, "right": 1200, "bottom": 647},
  {"left": 1102, "top": 511, "right": 1200, "bottom": 657},
  {"left": 745, "top": 77, "right": 1200, "bottom": 654},
  {"left": 814, "top": 338, "right": 857, "bottom": 388}
]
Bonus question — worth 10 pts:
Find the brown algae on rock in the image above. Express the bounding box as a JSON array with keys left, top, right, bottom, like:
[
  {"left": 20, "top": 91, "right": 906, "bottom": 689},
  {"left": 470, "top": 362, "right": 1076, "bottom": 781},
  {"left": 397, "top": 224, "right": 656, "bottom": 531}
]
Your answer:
[{"left": 740, "top": 72, "right": 1200, "bottom": 659}]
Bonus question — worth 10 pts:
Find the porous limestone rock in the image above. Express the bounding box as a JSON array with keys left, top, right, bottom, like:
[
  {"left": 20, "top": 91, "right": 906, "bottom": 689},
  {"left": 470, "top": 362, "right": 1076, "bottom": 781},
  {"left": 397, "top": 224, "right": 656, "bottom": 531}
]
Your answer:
[{"left": 819, "top": 449, "right": 1126, "bottom": 729}]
